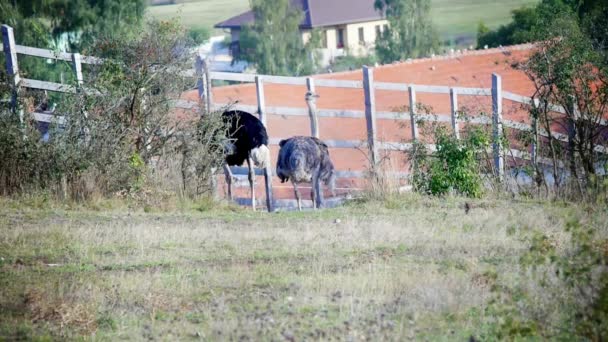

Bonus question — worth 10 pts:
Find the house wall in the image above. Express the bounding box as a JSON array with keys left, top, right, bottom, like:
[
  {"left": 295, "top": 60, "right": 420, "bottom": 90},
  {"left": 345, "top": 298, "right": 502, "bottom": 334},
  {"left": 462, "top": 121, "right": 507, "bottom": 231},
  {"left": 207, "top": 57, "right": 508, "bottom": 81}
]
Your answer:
[
  {"left": 301, "top": 30, "right": 312, "bottom": 44},
  {"left": 231, "top": 29, "right": 241, "bottom": 42},
  {"left": 226, "top": 19, "right": 389, "bottom": 65},
  {"left": 344, "top": 19, "right": 388, "bottom": 56},
  {"left": 325, "top": 28, "right": 337, "bottom": 50}
]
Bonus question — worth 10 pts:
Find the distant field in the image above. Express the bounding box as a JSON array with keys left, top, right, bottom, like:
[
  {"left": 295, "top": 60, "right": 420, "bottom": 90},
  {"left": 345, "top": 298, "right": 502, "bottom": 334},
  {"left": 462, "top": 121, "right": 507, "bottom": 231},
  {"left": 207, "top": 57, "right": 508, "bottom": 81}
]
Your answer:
[
  {"left": 147, "top": 0, "right": 539, "bottom": 39},
  {"left": 432, "top": 0, "right": 538, "bottom": 41},
  {"left": 147, "top": 0, "right": 249, "bottom": 34}
]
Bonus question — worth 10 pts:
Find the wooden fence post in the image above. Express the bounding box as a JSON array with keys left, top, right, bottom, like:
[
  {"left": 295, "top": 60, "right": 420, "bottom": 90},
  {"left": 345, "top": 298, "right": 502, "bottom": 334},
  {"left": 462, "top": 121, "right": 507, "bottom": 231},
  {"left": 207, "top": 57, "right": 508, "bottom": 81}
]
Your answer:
[
  {"left": 2, "top": 25, "right": 21, "bottom": 120},
  {"left": 255, "top": 75, "right": 274, "bottom": 212},
  {"left": 195, "top": 54, "right": 205, "bottom": 112},
  {"left": 363, "top": 66, "right": 379, "bottom": 170},
  {"left": 450, "top": 88, "right": 460, "bottom": 140},
  {"left": 71, "top": 53, "right": 83, "bottom": 86},
  {"left": 409, "top": 85, "right": 419, "bottom": 141},
  {"left": 492, "top": 73, "right": 504, "bottom": 181},
  {"left": 305, "top": 77, "right": 319, "bottom": 138},
  {"left": 196, "top": 55, "right": 212, "bottom": 114}
]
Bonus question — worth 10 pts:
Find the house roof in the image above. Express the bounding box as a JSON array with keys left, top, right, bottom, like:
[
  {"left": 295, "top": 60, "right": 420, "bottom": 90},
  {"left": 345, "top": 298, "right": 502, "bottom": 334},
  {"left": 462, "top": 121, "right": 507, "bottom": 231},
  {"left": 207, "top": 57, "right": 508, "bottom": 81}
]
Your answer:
[{"left": 215, "top": 0, "right": 383, "bottom": 30}]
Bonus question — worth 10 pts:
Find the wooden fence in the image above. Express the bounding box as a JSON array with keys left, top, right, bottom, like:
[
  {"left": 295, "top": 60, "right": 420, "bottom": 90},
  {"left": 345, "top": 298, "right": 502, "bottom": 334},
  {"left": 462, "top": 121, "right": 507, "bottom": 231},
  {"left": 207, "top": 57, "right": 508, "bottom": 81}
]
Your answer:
[
  {"left": 3, "top": 23, "right": 607, "bottom": 209},
  {"left": 199, "top": 62, "right": 608, "bottom": 183}
]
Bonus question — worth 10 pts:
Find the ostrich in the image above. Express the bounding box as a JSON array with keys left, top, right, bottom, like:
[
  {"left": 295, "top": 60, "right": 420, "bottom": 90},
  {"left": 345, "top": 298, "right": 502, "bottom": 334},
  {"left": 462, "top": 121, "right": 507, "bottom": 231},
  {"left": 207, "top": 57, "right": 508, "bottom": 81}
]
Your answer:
[
  {"left": 276, "top": 136, "right": 336, "bottom": 211},
  {"left": 221, "top": 110, "right": 270, "bottom": 211}
]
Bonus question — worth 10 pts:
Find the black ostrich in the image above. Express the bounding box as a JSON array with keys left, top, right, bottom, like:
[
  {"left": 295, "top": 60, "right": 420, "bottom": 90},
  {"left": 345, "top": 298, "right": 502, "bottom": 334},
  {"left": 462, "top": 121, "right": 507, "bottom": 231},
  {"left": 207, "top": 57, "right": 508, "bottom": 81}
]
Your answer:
[
  {"left": 221, "top": 110, "right": 270, "bottom": 211},
  {"left": 276, "top": 136, "right": 336, "bottom": 211}
]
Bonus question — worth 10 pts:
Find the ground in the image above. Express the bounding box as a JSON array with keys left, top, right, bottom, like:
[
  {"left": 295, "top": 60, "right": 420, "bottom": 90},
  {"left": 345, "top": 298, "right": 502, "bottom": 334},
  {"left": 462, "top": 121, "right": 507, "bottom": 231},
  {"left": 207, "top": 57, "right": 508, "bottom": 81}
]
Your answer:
[
  {"left": 0, "top": 194, "right": 595, "bottom": 340},
  {"left": 146, "top": 0, "right": 539, "bottom": 40}
]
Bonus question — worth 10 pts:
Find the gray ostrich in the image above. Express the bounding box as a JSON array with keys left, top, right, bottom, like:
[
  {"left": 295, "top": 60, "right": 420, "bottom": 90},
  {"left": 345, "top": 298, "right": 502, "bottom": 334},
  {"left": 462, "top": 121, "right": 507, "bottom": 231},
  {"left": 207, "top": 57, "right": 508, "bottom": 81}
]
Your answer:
[{"left": 276, "top": 136, "right": 336, "bottom": 210}]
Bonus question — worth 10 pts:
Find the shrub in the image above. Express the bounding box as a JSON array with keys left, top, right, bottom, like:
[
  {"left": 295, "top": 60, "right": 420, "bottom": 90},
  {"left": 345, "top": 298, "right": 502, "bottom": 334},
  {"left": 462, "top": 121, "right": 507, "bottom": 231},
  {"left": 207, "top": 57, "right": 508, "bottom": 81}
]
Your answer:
[
  {"left": 411, "top": 125, "right": 489, "bottom": 198},
  {"left": 0, "top": 19, "right": 228, "bottom": 200},
  {"left": 187, "top": 27, "right": 210, "bottom": 45}
]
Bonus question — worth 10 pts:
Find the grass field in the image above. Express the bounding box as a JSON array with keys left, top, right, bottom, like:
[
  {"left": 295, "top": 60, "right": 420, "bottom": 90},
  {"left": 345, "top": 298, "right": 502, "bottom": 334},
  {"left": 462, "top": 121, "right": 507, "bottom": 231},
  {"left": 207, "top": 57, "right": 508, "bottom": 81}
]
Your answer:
[
  {"left": 0, "top": 194, "right": 602, "bottom": 340},
  {"left": 147, "top": 0, "right": 539, "bottom": 39}
]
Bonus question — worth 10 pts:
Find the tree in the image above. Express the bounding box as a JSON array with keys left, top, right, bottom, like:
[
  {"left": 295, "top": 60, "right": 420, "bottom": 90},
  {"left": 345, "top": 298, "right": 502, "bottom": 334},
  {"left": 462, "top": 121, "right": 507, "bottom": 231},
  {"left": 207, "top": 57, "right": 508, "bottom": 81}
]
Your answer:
[
  {"left": 237, "top": 0, "right": 320, "bottom": 76},
  {"left": 1, "top": 0, "right": 146, "bottom": 49},
  {"left": 477, "top": 6, "right": 538, "bottom": 48},
  {"left": 374, "top": 0, "right": 438, "bottom": 64},
  {"left": 517, "top": 4, "right": 608, "bottom": 197},
  {"left": 477, "top": 0, "right": 606, "bottom": 50},
  {"left": 0, "top": 0, "right": 146, "bottom": 87}
]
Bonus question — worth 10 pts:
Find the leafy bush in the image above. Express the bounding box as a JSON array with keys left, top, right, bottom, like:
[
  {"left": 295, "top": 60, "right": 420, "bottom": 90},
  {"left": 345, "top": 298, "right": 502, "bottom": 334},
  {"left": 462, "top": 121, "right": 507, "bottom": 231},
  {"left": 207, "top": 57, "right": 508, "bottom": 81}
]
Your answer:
[{"left": 411, "top": 125, "right": 490, "bottom": 197}]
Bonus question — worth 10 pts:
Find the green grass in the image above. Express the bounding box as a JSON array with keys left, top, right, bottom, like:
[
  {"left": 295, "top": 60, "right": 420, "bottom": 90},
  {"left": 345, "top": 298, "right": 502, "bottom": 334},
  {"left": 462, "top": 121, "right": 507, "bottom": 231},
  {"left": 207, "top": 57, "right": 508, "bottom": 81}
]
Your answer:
[
  {"left": 147, "top": 0, "right": 539, "bottom": 40},
  {"left": 146, "top": 0, "right": 250, "bottom": 34},
  {"left": 431, "top": 0, "right": 538, "bottom": 39},
  {"left": 0, "top": 195, "right": 602, "bottom": 340}
]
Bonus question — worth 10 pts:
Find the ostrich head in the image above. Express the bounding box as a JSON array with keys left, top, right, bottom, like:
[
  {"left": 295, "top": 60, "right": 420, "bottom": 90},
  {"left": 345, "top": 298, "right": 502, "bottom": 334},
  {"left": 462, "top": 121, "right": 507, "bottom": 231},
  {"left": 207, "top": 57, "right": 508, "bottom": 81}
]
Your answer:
[{"left": 250, "top": 144, "right": 270, "bottom": 169}]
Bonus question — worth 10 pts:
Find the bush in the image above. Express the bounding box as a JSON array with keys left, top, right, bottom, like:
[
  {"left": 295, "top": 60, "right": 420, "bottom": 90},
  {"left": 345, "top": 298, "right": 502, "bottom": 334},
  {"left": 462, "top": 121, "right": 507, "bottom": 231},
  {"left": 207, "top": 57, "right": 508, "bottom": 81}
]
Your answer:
[
  {"left": 0, "top": 19, "right": 228, "bottom": 200},
  {"left": 411, "top": 125, "right": 490, "bottom": 198},
  {"left": 187, "top": 27, "right": 210, "bottom": 45}
]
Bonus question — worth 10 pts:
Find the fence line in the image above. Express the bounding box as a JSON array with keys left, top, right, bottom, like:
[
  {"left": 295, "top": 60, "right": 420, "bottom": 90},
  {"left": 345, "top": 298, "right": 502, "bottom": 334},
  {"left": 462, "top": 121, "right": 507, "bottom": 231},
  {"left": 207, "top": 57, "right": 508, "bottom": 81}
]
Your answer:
[{"left": 3, "top": 24, "right": 607, "bottom": 199}]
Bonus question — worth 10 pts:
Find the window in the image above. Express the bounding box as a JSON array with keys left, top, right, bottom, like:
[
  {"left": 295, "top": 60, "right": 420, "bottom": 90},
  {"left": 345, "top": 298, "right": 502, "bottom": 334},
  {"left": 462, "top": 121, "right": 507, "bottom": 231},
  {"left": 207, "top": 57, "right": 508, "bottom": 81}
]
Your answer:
[
  {"left": 322, "top": 30, "right": 328, "bottom": 48},
  {"left": 358, "top": 27, "right": 365, "bottom": 45},
  {"left": 383, "top": 24, "right": 388, "bottom": 32},
  {"left": 336, "top": 28, "right": 344, "bottom": 48},
  {"left": 375, "top": 25, "right": 381, "bottom": 39}
]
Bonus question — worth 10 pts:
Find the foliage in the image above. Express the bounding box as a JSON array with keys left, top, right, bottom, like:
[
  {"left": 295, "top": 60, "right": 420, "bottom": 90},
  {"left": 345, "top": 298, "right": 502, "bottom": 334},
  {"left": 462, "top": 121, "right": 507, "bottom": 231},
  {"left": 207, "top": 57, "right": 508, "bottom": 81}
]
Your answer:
[
  {"left": 2, "top": 0, "right": 146, "bottom": 50},
  {"left": 477, "top": 0, "right": 607, "bottom": 49},
  {"left": 187, "top": 27, "right": 210, "bottom": 45},
  {"left": 0, "top": 0, "right": 147, "bottom": 96},
  {"left": 516, "top": 4, "right": 608, "bottom": 198},
  {"left": 477, "top": 5, "right": 539, "bottom": 48},
  {"left": 1, "top": 19, "right": 227, "bottom": 198},
  {"left": 373, "top": 0, "right": 438, "bottom": 64},
  {"left": 478, "top": 216, "right": 608, "bottom": 340},
  {"left": 237, "top": 0, "right": 321, "bottom": 76},
  {"left": 411, "top": 123, "right": 489, "bottom": 198},
  {"left": 0, "top": 111, "right": 77, "bottom": 195},
  {"left": 327, "top": 54, "right": 378, "bottom": 73},
  {"left": 173, "top": 110, "right": 229, "bottom": 197}
]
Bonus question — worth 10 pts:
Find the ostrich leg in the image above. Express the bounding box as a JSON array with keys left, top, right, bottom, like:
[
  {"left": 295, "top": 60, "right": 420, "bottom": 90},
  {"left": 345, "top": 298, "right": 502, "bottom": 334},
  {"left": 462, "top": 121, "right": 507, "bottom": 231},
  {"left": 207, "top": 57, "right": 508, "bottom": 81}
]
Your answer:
[
  {"left": 312, "top": 168, "right": 323, "bottom": 209},
  {"left": 223, "top": 164, "right": 234, "bottom": 201},
  {"left": 247, "top": 157, "right": 256, "bottom": 211},
  {"left": 292, "top": 180, "right": 302, "bottom": 211},
  {"left": 316, "top": 175, "right": 324, "bottom": 209}
]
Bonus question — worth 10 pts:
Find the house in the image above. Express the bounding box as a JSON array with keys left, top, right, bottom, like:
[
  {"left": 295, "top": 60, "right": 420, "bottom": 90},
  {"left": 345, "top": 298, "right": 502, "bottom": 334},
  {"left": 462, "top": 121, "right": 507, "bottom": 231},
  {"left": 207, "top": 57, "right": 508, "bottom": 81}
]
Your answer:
[{"left": 215, "top": 0, "right": 388, "bottom": 66}]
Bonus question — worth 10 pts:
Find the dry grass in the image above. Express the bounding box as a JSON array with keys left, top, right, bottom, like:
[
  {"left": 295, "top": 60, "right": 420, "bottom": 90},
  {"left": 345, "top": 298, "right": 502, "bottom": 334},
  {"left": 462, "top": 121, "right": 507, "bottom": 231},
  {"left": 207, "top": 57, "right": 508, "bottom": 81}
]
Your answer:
[{"left": 0, "top": 195, "right": 595, "bottom": 340}]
